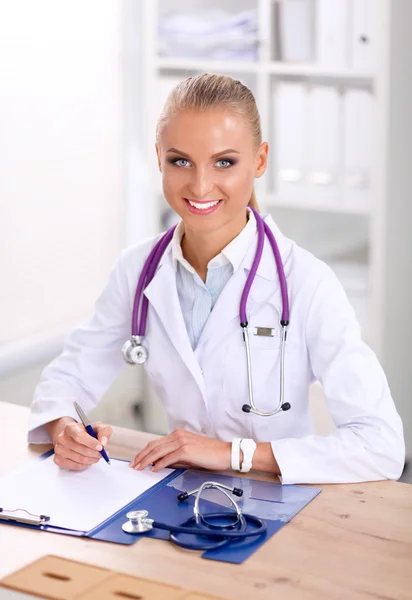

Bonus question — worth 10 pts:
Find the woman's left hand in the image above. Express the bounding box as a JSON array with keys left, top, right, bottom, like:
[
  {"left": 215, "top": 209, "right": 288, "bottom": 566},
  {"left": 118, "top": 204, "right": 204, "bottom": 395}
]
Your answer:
[{"left": 129, "top": 429, "right": 231, "bottom": 472}]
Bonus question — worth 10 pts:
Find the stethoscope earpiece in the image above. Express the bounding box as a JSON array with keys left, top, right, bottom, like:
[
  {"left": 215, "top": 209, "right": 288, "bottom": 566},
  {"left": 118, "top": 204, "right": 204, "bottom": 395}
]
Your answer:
[
  {"left": 177, "top": 491, "right": 189, "bottom": 502},
  {"left": 242, "top": 401, "right": 291, "bottom": 415}
]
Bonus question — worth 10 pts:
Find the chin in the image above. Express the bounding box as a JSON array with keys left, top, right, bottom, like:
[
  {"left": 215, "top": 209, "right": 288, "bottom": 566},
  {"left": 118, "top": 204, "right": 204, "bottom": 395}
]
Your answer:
[{"left": 183, "top": 215, "right": 223, "bottom": 231}]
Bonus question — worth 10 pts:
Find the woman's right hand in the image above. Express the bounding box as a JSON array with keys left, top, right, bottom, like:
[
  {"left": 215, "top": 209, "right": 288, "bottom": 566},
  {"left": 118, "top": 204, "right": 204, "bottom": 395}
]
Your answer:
[{"left": 48, "top": 417, "right": 113, "bottom": 470}]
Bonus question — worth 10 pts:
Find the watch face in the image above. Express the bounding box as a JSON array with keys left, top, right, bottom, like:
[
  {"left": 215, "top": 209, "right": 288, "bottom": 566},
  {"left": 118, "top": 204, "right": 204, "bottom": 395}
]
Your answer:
[{"left": 241, "top": 439, "right": 257, "bottom": 452}]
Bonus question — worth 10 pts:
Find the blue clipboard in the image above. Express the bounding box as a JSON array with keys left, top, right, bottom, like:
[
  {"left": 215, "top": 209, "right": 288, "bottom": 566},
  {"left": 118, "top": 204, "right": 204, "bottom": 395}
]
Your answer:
[{"left": 1, "top": 451, "right": 321, "bottom": 564}]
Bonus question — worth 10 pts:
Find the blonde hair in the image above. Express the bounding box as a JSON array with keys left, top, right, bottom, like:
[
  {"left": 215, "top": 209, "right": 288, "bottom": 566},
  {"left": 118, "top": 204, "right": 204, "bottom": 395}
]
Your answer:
[{"left": 156, "top": 73, "right": 261, "bottom": 211}]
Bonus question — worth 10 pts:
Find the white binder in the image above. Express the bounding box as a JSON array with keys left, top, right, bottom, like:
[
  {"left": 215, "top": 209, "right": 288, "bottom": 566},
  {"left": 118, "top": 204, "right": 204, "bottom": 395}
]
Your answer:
[
  {"left": 315, "top": 0, "right": 348, "bottom": 67},
  {"left": 342, "top": 89, "right": 375, "bottom": 211},
  {"left": 349, "top": 0, "right": 377, "bottom": 71},
  {"left": 306, "top": 86, "right": 340, "bottom": 206},
  {"left": 278, "top": 0, "right": 314, "bottom": 62},
  {"left": 273, "top": 82, "right": 308, "bottom": 203}
]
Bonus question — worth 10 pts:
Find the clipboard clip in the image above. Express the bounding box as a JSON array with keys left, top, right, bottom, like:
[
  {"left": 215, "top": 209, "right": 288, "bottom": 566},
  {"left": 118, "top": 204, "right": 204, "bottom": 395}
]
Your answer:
[{"left": 0, "top": 507, "right": 50, "bottom": 526}]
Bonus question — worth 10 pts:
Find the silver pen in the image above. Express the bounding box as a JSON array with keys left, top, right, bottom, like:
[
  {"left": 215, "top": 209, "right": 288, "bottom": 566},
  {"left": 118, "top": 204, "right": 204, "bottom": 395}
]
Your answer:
[{"left": 73, "top": 401, "right": 111, "bottom": 465}]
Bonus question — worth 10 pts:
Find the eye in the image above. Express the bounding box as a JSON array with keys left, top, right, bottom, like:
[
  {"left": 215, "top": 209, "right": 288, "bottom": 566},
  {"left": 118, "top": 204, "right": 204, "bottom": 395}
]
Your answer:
[
  {"left": 169, "top": 157, "right": 191, "bottom": 167},
  {"left": 216, "top": 159, "right": 235, "bottom": 168}
]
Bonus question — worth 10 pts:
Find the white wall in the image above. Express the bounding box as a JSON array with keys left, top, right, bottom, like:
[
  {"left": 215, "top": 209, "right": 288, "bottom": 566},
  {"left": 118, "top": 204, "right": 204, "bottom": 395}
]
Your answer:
[
  {"left": 0, "top": 0, "right": 146, "bottom": 426},
  {"left": 0, "top": 0, "right": 124, "bottom": 349}
]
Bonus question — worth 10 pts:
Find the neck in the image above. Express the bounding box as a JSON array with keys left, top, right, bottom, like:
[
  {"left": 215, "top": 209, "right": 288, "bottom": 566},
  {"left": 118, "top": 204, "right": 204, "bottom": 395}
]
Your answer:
[{"left": 181, "top": 210, "right": 248, "bottom": 281}]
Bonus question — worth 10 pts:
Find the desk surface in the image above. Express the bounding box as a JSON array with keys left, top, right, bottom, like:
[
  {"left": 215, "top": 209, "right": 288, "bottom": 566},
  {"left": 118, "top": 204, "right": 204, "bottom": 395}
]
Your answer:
[{"left": 1, "top": 401, "right": 411, "bottom": 600}]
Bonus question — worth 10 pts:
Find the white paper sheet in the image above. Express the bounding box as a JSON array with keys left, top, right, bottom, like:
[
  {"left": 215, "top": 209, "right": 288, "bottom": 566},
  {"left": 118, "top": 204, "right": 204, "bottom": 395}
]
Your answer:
[{"left": 0, "top": 455, "right": 172, "bottom": 532}]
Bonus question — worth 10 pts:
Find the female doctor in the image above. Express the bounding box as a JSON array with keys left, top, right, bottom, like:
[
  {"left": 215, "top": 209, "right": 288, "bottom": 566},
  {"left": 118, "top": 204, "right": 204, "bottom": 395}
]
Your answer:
[{"left": 28, "top": 74, "right": 405, "bottom": 484}]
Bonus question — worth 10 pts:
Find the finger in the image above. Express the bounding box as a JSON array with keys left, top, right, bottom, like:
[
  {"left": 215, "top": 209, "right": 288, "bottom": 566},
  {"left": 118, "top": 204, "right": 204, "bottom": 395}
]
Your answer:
[
  {"left": 55, "top": 443, "right": 101, "bottom": 466},
  {"left": 130, "top": 436, "right": 174, "bottom": 468},
  {"left": 131, "top": 439, "right": 179, "bottom": 470},
  {"left": 65, "top": 422, "right": 104, "bottom": 451},
  {"left": 133, "top": 440, "right": 181, "bottom": 471},
  {"left": 58, "top": 435, "right": 102, "bottom": 459},
  {"left": 54, "top": 453, "right": 93, "bottom": 471},
  {"left": 151, "top": 448, "right": 188, "bottom": 472},
  {"left": 93, "top": 422, "right": 113, "bottom": 447},
  {"left": 130, "top": 436, "right": 169, "bottom": 467}
]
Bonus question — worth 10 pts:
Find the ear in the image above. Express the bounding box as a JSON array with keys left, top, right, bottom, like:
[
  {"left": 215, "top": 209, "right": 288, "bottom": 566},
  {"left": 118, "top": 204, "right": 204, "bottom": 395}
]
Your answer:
[
  {"left": 155, "top": 143, "right": 162, "bottom": 172},
  {"left": 254, "top": 142, "right": 269, "bottom": 179}
]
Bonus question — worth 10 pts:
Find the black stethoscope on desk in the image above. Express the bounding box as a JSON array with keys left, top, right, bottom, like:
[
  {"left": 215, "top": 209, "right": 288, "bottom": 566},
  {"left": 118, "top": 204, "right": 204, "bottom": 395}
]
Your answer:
[{"left": 122, "top": 481, "right": 267, "bottom": 551}]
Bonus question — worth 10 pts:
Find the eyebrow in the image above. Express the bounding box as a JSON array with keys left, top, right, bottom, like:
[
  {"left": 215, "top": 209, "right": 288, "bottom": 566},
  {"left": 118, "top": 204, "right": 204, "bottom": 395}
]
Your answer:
[{"left": 166, "top": 147, "right": 240, "bottom": 159}]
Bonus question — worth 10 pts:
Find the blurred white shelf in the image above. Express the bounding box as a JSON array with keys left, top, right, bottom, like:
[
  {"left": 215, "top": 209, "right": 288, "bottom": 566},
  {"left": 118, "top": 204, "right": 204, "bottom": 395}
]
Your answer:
[
  {"left": 266, "top": 62, "right": 375, "bottom": 81},
  {"left": 156, "top": 58, "right": 375, "bottom": 81},
  {"left": 156, "top": 57, "right": 260, "bottom": 73},
  {"left": 265, "top": 194, "right": 370, "bottom": 215}
]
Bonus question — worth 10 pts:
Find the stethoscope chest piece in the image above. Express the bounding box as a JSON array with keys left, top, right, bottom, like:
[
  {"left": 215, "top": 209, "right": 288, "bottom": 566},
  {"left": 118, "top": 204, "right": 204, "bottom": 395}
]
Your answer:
[
  {"left": 122, "top": 510, "right": 153, "bottom": 533},
  {"left": 122, "top": 338, "right": 148, "bottom": 365}
]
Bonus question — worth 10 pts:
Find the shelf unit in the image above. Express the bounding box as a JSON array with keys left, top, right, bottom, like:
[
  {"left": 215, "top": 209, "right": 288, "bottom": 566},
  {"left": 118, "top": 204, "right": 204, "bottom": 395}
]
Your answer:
[
  {"left": 136, "top": 0, "right": 375, "bottom": 333},
  {"left": 125, "top": 0, "right": 412, "bottom": 453},
  {"left": 265, "top": 194, "right": 370, "bottom": 215},
  {"left": 157, "top": 57, "right": 375, "bottom": 81}
]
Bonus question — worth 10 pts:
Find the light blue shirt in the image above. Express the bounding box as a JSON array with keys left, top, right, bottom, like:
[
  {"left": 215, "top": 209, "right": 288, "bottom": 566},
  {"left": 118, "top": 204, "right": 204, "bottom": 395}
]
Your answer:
[{"left": 171, "top": 209, "right": 257, "bottom": 349}]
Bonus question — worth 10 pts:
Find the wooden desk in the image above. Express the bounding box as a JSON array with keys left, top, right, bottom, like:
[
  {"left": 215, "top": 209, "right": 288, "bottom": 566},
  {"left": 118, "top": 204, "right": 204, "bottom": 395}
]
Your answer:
[{"left": 1, "top": 401, "right": 411, "bottom": 600}]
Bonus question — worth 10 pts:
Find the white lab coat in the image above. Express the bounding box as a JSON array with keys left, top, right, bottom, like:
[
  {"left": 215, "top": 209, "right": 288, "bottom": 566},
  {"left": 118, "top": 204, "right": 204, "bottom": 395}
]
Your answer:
[{"left": 28, "top": 215, "right": 405, "bottom": 484}]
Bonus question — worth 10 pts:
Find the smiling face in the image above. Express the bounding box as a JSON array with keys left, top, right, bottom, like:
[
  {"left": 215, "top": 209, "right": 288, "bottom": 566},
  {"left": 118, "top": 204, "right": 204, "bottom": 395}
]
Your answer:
[{"left": 156, "top": 108, "right": 268, "bottom": 237}]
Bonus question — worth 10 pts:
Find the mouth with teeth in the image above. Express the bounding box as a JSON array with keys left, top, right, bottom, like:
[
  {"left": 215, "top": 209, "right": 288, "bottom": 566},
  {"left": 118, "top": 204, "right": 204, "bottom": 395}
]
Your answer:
[{"left": 184, "top": 198, "right": 222, "bottom": 215}]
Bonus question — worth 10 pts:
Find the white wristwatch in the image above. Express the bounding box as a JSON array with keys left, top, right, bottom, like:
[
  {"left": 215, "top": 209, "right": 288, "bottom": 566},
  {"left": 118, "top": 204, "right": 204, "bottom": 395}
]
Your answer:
[
  {"left": 231, "top": 438, "right": 242, "bottom": 471},
  {"left": 240, "top": 438, "right": 257, "bottom": 473}
]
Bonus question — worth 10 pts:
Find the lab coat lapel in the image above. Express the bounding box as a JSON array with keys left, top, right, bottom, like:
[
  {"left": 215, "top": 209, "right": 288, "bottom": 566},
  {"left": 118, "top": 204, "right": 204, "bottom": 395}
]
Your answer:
[{"left": 143, "top": 251, "right": 206, "bottom": 397}]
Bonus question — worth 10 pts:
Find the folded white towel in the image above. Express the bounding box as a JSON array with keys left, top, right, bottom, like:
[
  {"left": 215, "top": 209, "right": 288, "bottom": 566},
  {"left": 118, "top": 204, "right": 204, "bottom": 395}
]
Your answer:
[
  {"left": 159, "top": 9, "right": 257, "bottom": 36},
  {"left": 158, "top": 9, "right": 258, "bottom": 60}
]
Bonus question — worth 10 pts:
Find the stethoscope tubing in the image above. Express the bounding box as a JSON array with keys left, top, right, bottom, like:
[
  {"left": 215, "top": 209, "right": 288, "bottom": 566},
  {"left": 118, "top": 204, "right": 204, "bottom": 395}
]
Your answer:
[
  {"left": 243, "top": 322, "right": 288, "bottom": 416},
  {"left": 134, "top": 226, "right": 176, "bottom": 338},
  {"left": 151, "top": 512, "right": 266, "bottom": 538},
  {"left": 153, "top": 512, "right": 266, "bottom": 552},
  {"left": 169, "top": 531, "right": 231, "bottom": 552}
]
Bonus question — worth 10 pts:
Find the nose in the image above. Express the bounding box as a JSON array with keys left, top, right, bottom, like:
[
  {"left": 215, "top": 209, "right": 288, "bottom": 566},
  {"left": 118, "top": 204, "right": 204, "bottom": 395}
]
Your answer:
[{"left": 188, "top": 166, "right": 214, "bottom": 199}]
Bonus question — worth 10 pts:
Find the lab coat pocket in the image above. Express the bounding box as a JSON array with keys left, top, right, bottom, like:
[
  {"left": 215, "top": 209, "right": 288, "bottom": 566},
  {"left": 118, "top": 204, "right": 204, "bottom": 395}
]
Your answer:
[
  {"left": 222, "top": 334, "right": 282, "bottom": 422},
  {"left": 222, "top": 297, "right": 285, "bottom": 424}
]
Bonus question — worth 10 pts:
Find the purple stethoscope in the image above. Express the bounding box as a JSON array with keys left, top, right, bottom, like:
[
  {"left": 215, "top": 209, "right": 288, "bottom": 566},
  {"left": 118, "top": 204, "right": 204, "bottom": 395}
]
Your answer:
[{"left": 122, "top": 207, "right": 291, "bottom": 417}]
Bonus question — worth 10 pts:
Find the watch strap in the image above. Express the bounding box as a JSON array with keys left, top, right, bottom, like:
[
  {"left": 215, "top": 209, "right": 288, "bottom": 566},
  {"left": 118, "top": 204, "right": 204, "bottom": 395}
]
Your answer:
[
  {"left": 231, "top": 438, "right": 242, "bottom": 471},
  {"left": 240, "top": 438, "right": 257, "bottom": 473}
]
